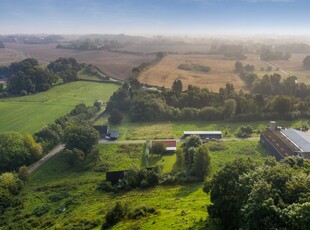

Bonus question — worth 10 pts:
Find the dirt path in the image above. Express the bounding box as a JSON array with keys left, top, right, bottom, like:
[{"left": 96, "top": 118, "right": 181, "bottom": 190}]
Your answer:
[
  {"left": 259, "top": 58, "right": 291, "bottom": 76},
  {"left": 28, "top": 144, "right": 65, "bottom": 174}
]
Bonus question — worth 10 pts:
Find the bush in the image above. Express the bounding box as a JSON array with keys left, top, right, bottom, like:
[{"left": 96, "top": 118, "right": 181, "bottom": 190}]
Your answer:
[
  {"left": 128, "top": 205, "right": 157, "bottom": 219},
  {"left": 108, "top": 108, "right": 123, "bottom": 124},
  {"left": 102, "top": 202, "right": 127, "bottom": 229},
  {"left": 151, "top": 142, "right": 166, "bottom": 155},
  {"left": 208, "top": 142, "right": 228, "bottom": 151},
  {"left": 20, "top": 90, "right": 27, "bottom": 96},
  {"left": 97, "top": 181, "right": 115, "bottom": 192}
]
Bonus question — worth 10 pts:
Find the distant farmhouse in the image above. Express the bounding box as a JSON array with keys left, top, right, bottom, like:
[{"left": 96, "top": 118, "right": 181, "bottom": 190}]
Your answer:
[
  {"left": 151, "top": 140, "right": 177, "bottom": 152},
  {"left": 93, "top": 124, "right": 120, "bottom": 140},
  {"left": 260, "top": 121, "right": 310, "bottom": 160},
  {"left": 183, "top": 131, "right": 222, "bottom": 140}
]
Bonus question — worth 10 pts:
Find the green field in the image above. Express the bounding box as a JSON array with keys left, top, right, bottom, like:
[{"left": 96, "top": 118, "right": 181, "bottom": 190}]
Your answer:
[
  {"left": 2, "top": 141, "right": 269, "bottom": 229},
  {"left": 95, "top": 115, "right": 307, "bottom": 140},
  {"left": 0, "top": 81, "right": 119, "bottom": 133}
]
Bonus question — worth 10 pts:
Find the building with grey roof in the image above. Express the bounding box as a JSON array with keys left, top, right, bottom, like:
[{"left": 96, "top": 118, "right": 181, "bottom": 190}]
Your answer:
[{"left": 260, "top": 121, "right": 310, "bottom": 160}]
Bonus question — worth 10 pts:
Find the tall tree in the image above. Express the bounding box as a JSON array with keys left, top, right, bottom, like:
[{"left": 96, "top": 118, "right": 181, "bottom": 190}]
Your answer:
[{"left": 172, "top": 80, "right": 183, "bottom": 93}]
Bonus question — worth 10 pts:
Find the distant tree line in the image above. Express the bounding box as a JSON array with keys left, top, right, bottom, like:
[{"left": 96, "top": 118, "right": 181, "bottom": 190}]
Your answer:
[
  {"left": 107, "top": 75, "right": 310, "bottom": 123},
  {"left": 56, "top": 39, "right": 123, "bottom": 50},
  {"left": 204, "top": 156, "right": 310, "bottom": 229},
  {"left": 0, "top": 57, "right": 83, "bottom": 96},
  {"left": 260, "top": 48, "right": 291, "bottom": 61},
  {"left": 210, "top": 44, "right": 247, "bottom": 60},
  {"left": 0, "top": 41, "right": 4, "bottom": 48},
  {"left": 0, "top": 35, "right": 63, "bottom": 44}
]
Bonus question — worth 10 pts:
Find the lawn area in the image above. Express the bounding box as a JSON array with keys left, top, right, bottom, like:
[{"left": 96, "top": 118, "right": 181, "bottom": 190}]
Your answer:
[
  {"left": 95, "top": 115, "right": 307, "bottom": 140},
  {"left": 1, "top": 140, "right": 269, "bottom": 229},
  {"left": 0, "top": 81, "right": 119, "bottom": 133}
]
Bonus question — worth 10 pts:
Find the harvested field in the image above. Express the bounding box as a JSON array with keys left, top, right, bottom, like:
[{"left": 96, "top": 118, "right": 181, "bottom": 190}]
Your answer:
[
  {"left": 0, "top": 43, "right": 156, "bottom": 80},
  {"left": 138, "top": 54, "right": 246, "bottom": 92}
]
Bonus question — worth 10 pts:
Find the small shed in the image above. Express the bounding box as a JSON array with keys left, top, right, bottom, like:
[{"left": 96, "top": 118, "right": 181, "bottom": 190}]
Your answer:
[
  {"left": 183, "top": 131, "right": 222, "bottom": 140},
  {"left": 109, "top": 130, "right": 120, "bottom": 140},
  {"left": 106, "top": 170, "right": 126, "bottom": 185},
  {"left": 151, "top": 140, "right": 177, "bottom": 152}
]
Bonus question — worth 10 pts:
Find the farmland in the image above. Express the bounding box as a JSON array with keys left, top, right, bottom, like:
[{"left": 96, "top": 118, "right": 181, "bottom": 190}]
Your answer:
[
  {"left": 138, "top": 54, "right": 246, "bottom": 92},
  {"left": 1, "top": 141, "right": 268, "bottom": 229},
  {"left": 94, "top": 115, "right": 307, "bottom": 140},
  {"left": 0, "top": 43, "right": 156, "bottom": 80},
  {"left": 0, "top": 81, "right": 119, "bottom": 133}
]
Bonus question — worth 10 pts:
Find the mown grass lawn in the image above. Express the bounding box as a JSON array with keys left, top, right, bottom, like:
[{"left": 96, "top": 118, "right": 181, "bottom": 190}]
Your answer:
[
  {"left": 0, "top": 81, "right": 119, "bottom": 133},
  {"left": 2, "top": 140, "right": 269, "bottom": 229},
  {"left": 95, "top": 115, "right": 307, "bottom": 140}
]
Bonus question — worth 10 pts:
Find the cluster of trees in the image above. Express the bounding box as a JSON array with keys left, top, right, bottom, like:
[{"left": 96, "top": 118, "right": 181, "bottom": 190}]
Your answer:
[
  {"left": 107, "top": 77, "right": 310, "bottom": 123},
  {"left": 303, "top": 56, "right": 310, "bottom": 69},
  {"left": 3, "top": 58, "right": 55, "bottom": 95},
  {"left": 0, "top": 132, "right": 42, "bottom": 172},
  {"left": 204, "top": 157, "right": 310, "bottom": 229},
  {"left": 260, "top": 48, "right": 291, "bottom": 61},
  {"left": 178, "top": 63, "right": 211, "bottom": 73},
  {"left": 47, "top": 57, "right": 82, "bottom": 83},
  {"left": 210, "top": 44, "right": 247, "bottom": 60},
  {"left": 99, "top": 166, "right": 162, "bottom": 193},
  {"left": 63, "top": 124, "right": 100, "bottom": 168},
  {"left": 34, "top": 103, "right": 100, "bottom": 153},
  {"left": 0, "top": 57, "right": 83, "bottom": 96},
  {"left": 56, "top": 39, "right": 123, "bottom": 50},
  {"left": 0, "top": 41, "right": 4, "bottom": 48},
  {"left": 234, "top": 61, "right": 255, "bottom": 73},
  {"left": 175, "top": 135, "right": 211, "bottom": 180},
  {"left": 108, "top": 108, "right": 123, "bottom": 124}
]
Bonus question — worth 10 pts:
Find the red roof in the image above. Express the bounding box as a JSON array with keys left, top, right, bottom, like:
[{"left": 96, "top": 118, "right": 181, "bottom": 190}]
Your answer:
[{"left": 152, "top": 140, "right": 176, "bottom": 148}]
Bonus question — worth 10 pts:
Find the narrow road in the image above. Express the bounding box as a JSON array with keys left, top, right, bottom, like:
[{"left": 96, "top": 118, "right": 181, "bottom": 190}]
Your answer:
[
  {"left": 259, "top": 58, "right": 290, "bottom": 76},
  {"left": 29, "top": 137, "right": 260, "bottom": 174},
  {"left": 28, "top": 144, "right": 65, "bottom": 174}
]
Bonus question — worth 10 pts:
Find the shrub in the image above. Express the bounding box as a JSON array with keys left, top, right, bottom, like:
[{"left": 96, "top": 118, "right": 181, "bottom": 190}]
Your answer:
[
  {"left": 151, "top": 142, "right": 166, "bottom": 155},
  {"left": 108, "top": 108, "right": 123, "bottom": 124},
  {"left": 128, "top": 205, "right": 157, "bottom": 219},
  {"left": 102, "top": 202, "right": 127, "bottom": 229}
]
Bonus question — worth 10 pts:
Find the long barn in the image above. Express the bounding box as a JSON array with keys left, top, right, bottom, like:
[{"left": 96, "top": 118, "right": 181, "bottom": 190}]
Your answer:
[{"left": 260, "top": 121, "right": 310, "bottom": 160}]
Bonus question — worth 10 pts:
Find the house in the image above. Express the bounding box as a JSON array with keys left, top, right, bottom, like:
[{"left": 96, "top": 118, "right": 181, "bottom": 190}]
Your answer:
[
  {"left": 108, "top": 130, "right": 120, "bottom": 140},
  {"left": 151, "top": 140, "right": 177, "bottom": 152},
  {"left": 260, "top": 121, "right": 310, "bottom": 160},
  {"left": 183, "top": 131, "right": 222, "bottom": 140}
]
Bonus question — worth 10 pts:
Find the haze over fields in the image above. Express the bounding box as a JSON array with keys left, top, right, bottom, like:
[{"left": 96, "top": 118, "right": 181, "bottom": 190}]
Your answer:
[{"left": 1, "top": 0, "right": 310, "bottom": 36}]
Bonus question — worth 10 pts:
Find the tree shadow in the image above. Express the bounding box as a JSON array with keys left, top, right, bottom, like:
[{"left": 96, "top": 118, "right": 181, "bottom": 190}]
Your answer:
[{"left": 175, "top": 182, "right": 202, "bottom": 198}]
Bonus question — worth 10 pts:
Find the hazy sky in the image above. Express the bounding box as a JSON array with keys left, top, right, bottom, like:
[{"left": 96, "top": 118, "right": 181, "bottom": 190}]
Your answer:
[{"left": 0, "top": 0, "right": 309, "bottom": 35}]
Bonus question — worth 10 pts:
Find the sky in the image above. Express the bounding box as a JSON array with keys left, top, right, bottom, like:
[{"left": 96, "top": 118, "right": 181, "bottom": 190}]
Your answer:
[{"left": 0, "top": 0, "right": 309, "bottom": 36}]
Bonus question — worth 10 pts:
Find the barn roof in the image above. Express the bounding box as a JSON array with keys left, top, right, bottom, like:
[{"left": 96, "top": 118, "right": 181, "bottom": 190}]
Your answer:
[
  {"left": 281, "top": 129, "right": 310, "bottom": 152},
  {"left": 152, "top": 140, "right": 177, "bottom": 148}
]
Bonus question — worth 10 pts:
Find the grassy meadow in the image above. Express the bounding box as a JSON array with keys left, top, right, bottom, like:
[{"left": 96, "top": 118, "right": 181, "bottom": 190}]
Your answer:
[
  {"left": 95, "top": 115, "right": 307, "bottom": 140},
  {"left": 0, "top": 81, "right": 119, "bottom": 133},
  {"left": 1, "top": 141, "right": 269, "bottom": 229}
]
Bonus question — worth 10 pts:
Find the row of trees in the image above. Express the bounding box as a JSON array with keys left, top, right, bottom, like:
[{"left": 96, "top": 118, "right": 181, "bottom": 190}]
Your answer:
[
  {"left": 260, "top": 48, "right": 291, "bottom": 61},
  {"left": 0, "top": 57, "right": 83, "bottom": 96},
  {"left": 34, "top": 102, "right": 100, "bottom": 153},
  {"left": 107, "top": 77, "right": 310, "bottom": 123},
  {"left": 204, "top": 157, "right": 310, "bottom": 229}
]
